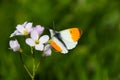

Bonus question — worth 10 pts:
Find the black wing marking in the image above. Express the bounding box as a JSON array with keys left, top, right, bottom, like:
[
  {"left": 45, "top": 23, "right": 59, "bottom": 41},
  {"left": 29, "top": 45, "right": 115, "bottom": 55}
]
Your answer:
[{"left": 54, "top": 32, "right": 67, "bottom": 49}]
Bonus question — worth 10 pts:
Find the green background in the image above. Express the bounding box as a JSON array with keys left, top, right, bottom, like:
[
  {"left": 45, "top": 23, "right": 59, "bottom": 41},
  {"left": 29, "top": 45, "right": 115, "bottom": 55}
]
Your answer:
[{"left": 0, "top": 0, "right": 120, "bottom": 80}]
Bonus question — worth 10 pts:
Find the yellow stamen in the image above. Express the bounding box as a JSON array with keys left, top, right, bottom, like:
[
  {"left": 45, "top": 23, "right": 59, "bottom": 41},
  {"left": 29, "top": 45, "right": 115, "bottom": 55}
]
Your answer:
[
  {"left": 24, "top": 29, "right": 28, "bottom": 35},
  {"left": 35, "top": 40, "right": 40, "bottom": 44}
]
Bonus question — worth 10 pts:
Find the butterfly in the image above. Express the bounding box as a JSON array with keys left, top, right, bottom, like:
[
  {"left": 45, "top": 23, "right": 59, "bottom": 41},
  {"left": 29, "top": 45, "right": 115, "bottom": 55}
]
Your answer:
[{"left": 49, "top": 28, "right": 82, "bottom": 54}]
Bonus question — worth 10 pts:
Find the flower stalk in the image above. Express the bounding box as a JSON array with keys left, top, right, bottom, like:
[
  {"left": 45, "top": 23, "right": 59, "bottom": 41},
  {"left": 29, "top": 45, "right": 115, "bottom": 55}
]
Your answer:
[
  {"left": 32, "top": 58, "right": 35, "bottom": 80},
  {"left": 31, "top": 47, "right": 36, "bottom": 80},
  {"left": 19, "top": 53, "right": 33, "bottom": 79}
]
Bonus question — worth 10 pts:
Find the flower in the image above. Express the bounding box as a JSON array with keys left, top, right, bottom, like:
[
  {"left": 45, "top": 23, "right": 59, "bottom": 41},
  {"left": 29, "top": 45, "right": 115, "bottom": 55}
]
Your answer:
[
  {"left": 34, "top": 25, "right": 44, "bottom": 35},
  {"left": 10, "top": 22, "right": 33, "bottom": 37},
  {"left": 43, "top": 44, "right": 52, "bottom": 56},
  {"left": 26, "top": 30, "right": 49, "bottom": 51},
  {"left": 9, "top": 39, "right": 21, "bottom": 52}
]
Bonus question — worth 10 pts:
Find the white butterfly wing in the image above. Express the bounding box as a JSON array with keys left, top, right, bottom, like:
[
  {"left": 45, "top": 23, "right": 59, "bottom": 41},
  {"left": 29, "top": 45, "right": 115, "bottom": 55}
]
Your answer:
[
  {"left": 61, "top": 38, "right": 78, "bottom": 50},
  {"left": 59, "top": 29, "right": 78, "bottom": 50},
  {"left": 49, "top": 29, "right": 68, "bottom": 54},
  {"left": 59, "top": 29, "right": 74, "bottom": 42},
  {"left": 52, "top": 37, "right": 68, "bottom": 54}
]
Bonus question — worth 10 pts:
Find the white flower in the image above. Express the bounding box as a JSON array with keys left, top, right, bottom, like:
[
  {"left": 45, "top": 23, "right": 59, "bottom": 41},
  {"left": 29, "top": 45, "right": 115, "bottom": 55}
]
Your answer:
[
  {"left": 9, "top": 40, "right": 20, "bottom": 52},
  {"left": 10, "top": 22, "right": 33, "bottom": 37},
  {"left": 34, "top": 25, "right": 44, "bottom": 35},
  {"left": 43, "top": 44, "right": 52, "bottom": 56},
  {"left": 26, "top": 30, "right": 49, "bottom": 51}
]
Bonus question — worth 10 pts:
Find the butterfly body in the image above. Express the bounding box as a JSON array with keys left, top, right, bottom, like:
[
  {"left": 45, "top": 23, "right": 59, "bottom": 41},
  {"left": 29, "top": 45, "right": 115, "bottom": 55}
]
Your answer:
[{"left": 49, "top": 28, "right": 82, "bottom": 54}]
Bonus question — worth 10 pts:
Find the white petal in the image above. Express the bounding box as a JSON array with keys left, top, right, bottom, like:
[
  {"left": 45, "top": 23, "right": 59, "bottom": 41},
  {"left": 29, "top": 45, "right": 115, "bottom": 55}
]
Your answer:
[
  {"left": 43, "top": 44, "right": 52, "bottom": 56},
  {"left": 43, "top": 49, "right": 51, "bottom": 56},
  {"left": 22, "top": 22, "right": 27, "bottom": 27},
  {"left": 44, "top": 44, "right": 51, "bottom": 51},
  {"left": 25, "top": 22, "right": 33, "bottom": 32},
  {"left": 10, "top": 30, "right": 23, "bottom": 37},
  {"left": 10, "top": 30, "right": 18, "bottom": 37},
  {"left": 26, "top": 38, "right": 35, "bottom": 46},
  {"left": 39, "top": 35, "right": 49, "bottom": 43},
  {"left": 16, "top": 25, "right": 24, "bottom": 34},
  {"left": 9, "top": 40, "right": 20, "bottom": 51},
  {"left": 15, "top": 32, "right": 23, "bottom": 36},
  {"left": 35, "top": 44, "right": 44, "bottom": 51},
  {"left": 35, "top": 25, "right": 44, "bottom": 34},
  {"left": 31, "top": 30, "right": 39, "bottom": 40}
]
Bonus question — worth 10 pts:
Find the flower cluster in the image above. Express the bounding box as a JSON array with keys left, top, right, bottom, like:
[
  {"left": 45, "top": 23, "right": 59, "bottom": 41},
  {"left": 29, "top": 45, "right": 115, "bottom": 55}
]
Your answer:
[{"left": 9, "top": 22, "right": 51, "bottom": 56}]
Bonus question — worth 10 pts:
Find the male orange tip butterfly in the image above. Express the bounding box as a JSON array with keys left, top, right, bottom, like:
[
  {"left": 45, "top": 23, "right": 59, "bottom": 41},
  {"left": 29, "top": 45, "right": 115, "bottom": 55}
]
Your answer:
[{"left": 49, "top": 28, "right": 82, "bottom": 54}]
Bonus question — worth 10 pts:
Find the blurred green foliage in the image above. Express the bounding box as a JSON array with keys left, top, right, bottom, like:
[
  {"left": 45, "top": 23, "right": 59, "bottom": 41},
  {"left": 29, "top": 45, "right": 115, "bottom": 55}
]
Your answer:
[{"left": 0, "top": 0, "right": 120, "bottom": 80}]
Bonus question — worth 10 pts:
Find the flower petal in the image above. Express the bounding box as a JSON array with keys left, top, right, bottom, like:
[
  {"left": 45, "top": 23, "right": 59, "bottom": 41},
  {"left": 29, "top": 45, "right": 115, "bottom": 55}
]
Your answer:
[
  {"left": 22, "top": 22, "right": 27, "bottom": 27},
  {"left": 31, "top": 30, "right": 39, "bottom": 40},
  {"left": 39, "top": 35, "right": 49, "bottom": 43},
  {"left": 43, "top": 44, "right": 51, "bottom": 56},
  {"left": 25, "top": 22, "right": 33, "bottom": 32},
  {"left": 35, "top": 44, "right": 44, "bottom": 51},
  {"left": 26, "top": 38, "right": 35, "bottom": 46},
  {"left": 10, "top": 30, "right": 23, "bottom": 37},
  {"left": 35, "top": 25, "right": 44, "bottom": 34},
  {"left": 9, "top": 40, "right": 20, "bottom": 51},
  {"left": 16, "top": 25, "right": 24, "bottom": 34},
  {"left": 15, "top": 32, "right": 23, "bottom": 36}
]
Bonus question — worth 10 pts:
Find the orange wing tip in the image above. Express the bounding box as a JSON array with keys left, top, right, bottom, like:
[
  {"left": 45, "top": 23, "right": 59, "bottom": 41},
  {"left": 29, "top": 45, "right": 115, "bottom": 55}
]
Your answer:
[
  {"left": 51, "top": 41, "right": 62, "bottom": 52},
  {"left": 69, "top": 28, "right": 82, "bottom": 42}
]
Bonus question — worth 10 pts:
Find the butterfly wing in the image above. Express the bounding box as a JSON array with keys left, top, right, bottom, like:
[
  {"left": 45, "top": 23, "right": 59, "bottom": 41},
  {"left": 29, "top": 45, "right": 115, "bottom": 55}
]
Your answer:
[
  {"left": 61, "top": 38, "right": 78, "bottom": 50},
  {"left": 51, "top": 37, "right": 68, "bottom": 54},
  {"left": 59, "top": 28, "right": 82, "bottom": 50},
  {"left": 49, "top": 29, "right": 68, "bottom": 54},
  {"left": 59, "top": 28, "right": 82, "bottom": 42}
]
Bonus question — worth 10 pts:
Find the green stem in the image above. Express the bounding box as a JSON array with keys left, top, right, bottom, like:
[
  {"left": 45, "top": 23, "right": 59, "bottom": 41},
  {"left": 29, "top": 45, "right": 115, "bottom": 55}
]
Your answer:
[
  {"left": 19, "top": 47, "right": 41, "bottom": 80},
  {"left": 31, "top": 47, "right": 33, "bottom": 54},
  {"left": 31, "top": 47, "right": 36, "bottom": 80},
  {"left": 36, "top": 62, "right": 40, "bottom": 72},
  {"left": 19, "top": 53, "right": 33, "bottom": 79},
  {"left": 32, "top": 58, "right": 35, "bottom": 80}
]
